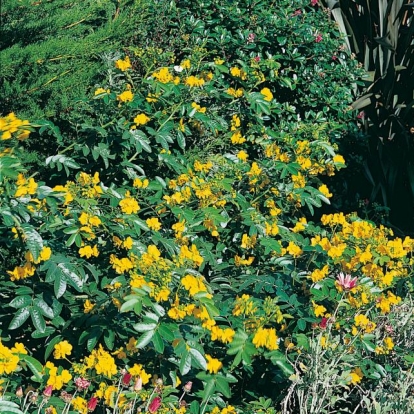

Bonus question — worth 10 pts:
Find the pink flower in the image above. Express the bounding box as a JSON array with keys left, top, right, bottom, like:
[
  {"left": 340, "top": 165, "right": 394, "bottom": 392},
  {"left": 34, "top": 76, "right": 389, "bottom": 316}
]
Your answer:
[
  {"left": 336, "top": 272, "right": 357, "bottom": 290},
  {"left": 87, "top": 396, "right": 98, "bottom": 412},
  {"left": 148, "top": 396, "right": 162, "bottom": 413},
  {"left": 43, "top": 385, "right": 53, "bottom": 398},
  {"left": 311, "top": 0, "right": 318, "bottom": 5},
  {"left": 183, "top": 381, "right": 193, "bottom": 393},
  {"left": 315, "top": 34, "right": 323, "bottom": 43},
  {"left": 247, "top": 33, "right": 256, "bottom": 43},
  {"left": 292, "top": 9, "right": 302, "bottom": 16},
  {"left": 254, "top": 56, "right": 260, "bottom": 62},
  {"left": 74, "top": 377, "right": 91, "bottom": 390},
  {"left": 133, "top": 376, "right": 143, "bottom": 391}
]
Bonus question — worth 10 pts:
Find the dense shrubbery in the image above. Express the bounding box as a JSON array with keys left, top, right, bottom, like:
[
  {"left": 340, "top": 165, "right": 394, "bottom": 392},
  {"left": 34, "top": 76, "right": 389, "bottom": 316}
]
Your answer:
[{"left": 1, "top": 1, "right": 413, "bottom": 413}]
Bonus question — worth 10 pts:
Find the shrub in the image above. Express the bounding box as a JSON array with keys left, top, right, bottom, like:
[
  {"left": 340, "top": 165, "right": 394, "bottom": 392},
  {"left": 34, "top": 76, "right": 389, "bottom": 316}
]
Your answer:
[{"left": 0, "top": 1, "right": 412, "bottom": 414}]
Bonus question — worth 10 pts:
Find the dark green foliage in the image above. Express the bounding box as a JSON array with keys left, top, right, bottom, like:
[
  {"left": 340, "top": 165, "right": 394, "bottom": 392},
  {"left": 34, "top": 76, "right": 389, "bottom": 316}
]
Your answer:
[
  {"left": 324, "top": 0, "right": 414, "bottom": 233},
  {"left": 0, "top": 0, "right": 149, "bottom": 120}
]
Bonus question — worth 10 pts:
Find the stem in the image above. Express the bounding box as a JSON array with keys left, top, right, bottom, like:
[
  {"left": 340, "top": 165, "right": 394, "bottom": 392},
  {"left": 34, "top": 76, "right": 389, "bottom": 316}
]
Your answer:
[
  {"left": 200, "top": 396, "right": 211, "bottom": 414},
  {"left": 144, "top": 387, "right": 157, "bottom": 413},
  {"left": 112, "top": 377, "right": 123, "bottom": 414},
  {"left": 22, "top": 391, "right": 34, "bottom": 413}
]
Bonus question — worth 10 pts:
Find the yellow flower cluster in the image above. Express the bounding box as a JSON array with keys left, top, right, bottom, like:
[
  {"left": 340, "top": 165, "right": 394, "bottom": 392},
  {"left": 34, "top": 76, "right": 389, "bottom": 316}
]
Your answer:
[
  {"left": 0, "top": 113, "right": 31, "bottom": 140},
  {"left": 115, "top": 55, "right": 132, "bottom": 71},
  {"left": 45, "top": 361, "right": 72, "bottom": 390},
  {"left": 0, "top": 341, "right": 20, "bottom": 375},
  {"left": 84, "top": 344, "right": 118, "bottom": 378},
  {"left": 252, "top": 327, "right": 279, "bottom": 350},
  {"left": 7, "top": 246, "right": 52, "bottom": 281}
]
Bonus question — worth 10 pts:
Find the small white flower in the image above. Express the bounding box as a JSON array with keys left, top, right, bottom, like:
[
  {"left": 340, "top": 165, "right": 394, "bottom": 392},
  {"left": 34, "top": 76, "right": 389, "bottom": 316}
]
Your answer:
[{"left": 174, "top": 65, "right": 184, "bottom": 72}]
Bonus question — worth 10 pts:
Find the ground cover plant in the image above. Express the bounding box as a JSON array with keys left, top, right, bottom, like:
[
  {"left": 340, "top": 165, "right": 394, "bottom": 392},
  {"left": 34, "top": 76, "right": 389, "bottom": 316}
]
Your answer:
[{"left": 1, "top": 1, "right": 413, "bottom": 413}]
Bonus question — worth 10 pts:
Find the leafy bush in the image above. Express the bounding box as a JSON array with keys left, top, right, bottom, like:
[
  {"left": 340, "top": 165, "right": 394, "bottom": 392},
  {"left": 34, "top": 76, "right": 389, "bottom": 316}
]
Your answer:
[{"left": 0, "top": 1, "right": 413, "bottom": 414}]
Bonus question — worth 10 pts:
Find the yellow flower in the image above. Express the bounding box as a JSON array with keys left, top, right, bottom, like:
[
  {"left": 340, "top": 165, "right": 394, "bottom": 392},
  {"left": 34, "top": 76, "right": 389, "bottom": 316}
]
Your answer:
[
  {"left": 134, "top": 113, "right": 150, "bottom": 126},
  {"left": 181, "top": 59, "right": 191, "bottom": 69},
  {"left": 191, "top": 102, "right": 206, "bottom": 113},
  {"left": 117, "top": 90, "right": 134, "bottom": 103},
  {"left": 0, "top": 341, "right": 19, "bottom": 374},
  {"left": 237, "top": 150, "right": 248, "bottom": 162},
  {"left": 205, "top": 354, "right": 222, "bottom": 374},
  {"left": 84, "top": 299, "right": 95, "bottom": 314},
  {"left": 286, "top": 241, "right": 302, "bottom": 258},
  {"left": 119, "top": 194, "right": 140, "bottom": 214},
  {"left": 312, "top": 301, "right": 326, "bottom": 317},
  {"left": 185, "top": 76, "right": 205, "bottom": 87},
  {"left": 79, "top": 245, "right": 99, "bottom": 258},
  {"left": 71, "top": 396, "right": 88, "bottom": 414},
  {"left": 319, "top": 184, "right": 332, "bottom": 198},
  {"left": 94, "top": 87, "right": 110, "bottom": 96},
  {"left": 252, "top": 327, "right": 279, "bottom": 350},
  {"left": 333, "top": 154, "right": 345, "bottom": 164},
  {"left": 226, "top": 87, "right": 244, "bottom": 98},
  {"left": 153, "top": 67, "right": 174, "bottom": 83},
  {"left": 260, "top": 87, "right": 273, "bottom": 101},
  {"left": 181, "top": 274, "right": 208, "bottom": 296},
  {"left": 348, "top": 367, "right": 363, "bottom": 385},
  {"left": 115, "top": 56, "right": 132, "bottom": 71},
  {"left": 11, "top": 342, "right": 27, "bottom": 355},
  {"left": 54, "top": 340, "right": 72, "bottom": 359},
  {"left": 383, "top": 337, "right": 394, "bottom": 351},
  {"left": 146, "top": 217, "right": 162, "bottom": 231}
]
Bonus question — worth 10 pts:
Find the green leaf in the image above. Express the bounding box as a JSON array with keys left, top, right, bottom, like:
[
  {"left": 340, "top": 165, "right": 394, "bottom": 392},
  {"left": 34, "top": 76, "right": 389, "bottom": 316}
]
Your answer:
[
  {"left": 152, "top": 331, "right": 164, "bottom": 353},
  {"left": 133, "top": 322, "right": 157, "bottom": 332},
  {"left": 54, "top": 273, "right": 67, "bottom": 298},
  {"left": 189, "top": 348, "right": 207, "bottom": 370},
  {"left": 179, "top": 351, "right": 192, "bottom": 376},
  {"left": 20, "top": 354, "right": 43, "bottom": 382},
  {"left": 44, "top": 335, "right": 63, "bottom": 360},
  {"left": 104, "top": 330, "right": 115, "bottom": 350},
  {"left": 265, "top": 350, "right": 294, "bottom": 376},
  {"left": 136, "top": 330, "right": 155, "bottom": 349},
  {"left": 9, "top": 295, "right": 32, "bottom": 309},
  {"left": 30, "top": 307, "right": 46, "bottom": 333},
  {"left": 33, "top": 297, "right": 55, "bottom": 319},
  {"left": 21, "top": 224, "right": 43, "bottom": 262},
  {"left": 0, "top": 400, "right": 25, "bottom": 414},
  {"left": 31, "top": 326, "right": 55, "bottom": 338},
  {"left": 9, "top": 307, "right": 30, "bottom": 330},
  {"left": 58, "top": 262, "right": 84, "bottom": 291},
  {"left": 158, "top": 323, "right": 176, "bottom": 341},
  {"left": 215, "top": 376, "right": 231, "bottom": 398},
  {"left": 201, "top": 379, "right": 215, "bottom": 403}
]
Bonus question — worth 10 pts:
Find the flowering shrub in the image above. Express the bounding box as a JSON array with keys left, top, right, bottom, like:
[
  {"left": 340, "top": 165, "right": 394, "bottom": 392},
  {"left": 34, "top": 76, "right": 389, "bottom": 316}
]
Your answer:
[{"left": 1, "top": 1, "right": 413, "bottom": 413}]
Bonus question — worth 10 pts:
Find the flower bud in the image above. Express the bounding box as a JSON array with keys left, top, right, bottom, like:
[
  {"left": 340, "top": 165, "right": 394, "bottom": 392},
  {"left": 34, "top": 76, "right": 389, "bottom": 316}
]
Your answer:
[
  {"left": 183, "top": 381, "right": 192, "bottom": 393},
  {"left": 43, "top": 385, "right": 53, "bottom": 398},
  {"left": 87, "top": 396, "right": 98, "bottom": 412},
  {"left": 16, "top": 387, "right": 23, "bottom": 398},
  {"left": 148, "top": 396, "right": 162, "bottom": 413},
  {"left": 122, "top": 372, "right": 132, "bottom": 386},
  {"left": 133, "top": 377, "right": 143, "bottom": 392}
]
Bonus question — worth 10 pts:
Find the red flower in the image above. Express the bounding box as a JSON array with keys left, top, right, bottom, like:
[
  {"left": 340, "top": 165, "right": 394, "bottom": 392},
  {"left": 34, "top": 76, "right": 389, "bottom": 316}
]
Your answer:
[
  {"left": 319, "top": 317, "right": 328, "bottom": 329},
  {"left": 87, "top": 396, "right": 98, "bottom": 412},
  {"left": 122, "top": 372, "right": 132, "bottom": 386},
  {"left": 315, "top": 34, "right": 323, "bottom": 43},
  {"left": 148, "top": 396, "right": 162, "bottom": 413}
]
